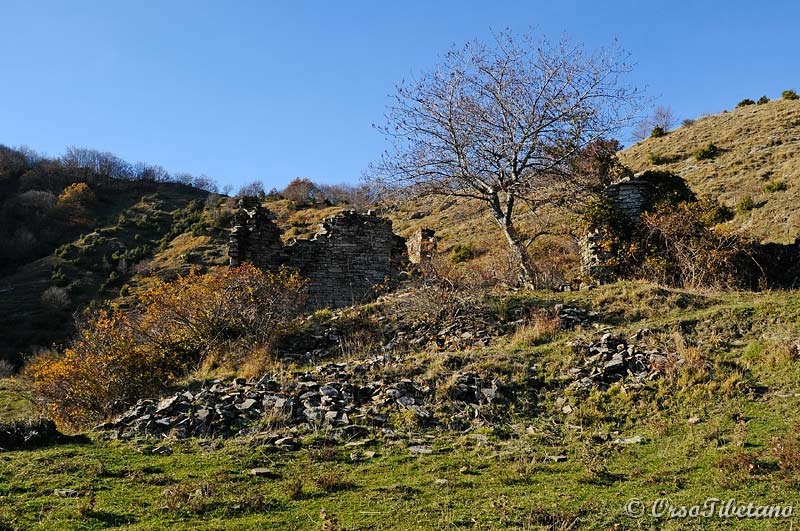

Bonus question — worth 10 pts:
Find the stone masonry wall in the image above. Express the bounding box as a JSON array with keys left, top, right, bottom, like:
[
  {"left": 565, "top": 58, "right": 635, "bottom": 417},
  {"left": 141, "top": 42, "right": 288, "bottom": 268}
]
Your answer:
[
  {"left": 604, "top": 179, "right": 654, "bottom": 220},
  {"left": 229, "top": 200, "right": 409, "bottom": 309},
  {"left": 580, "top": 178, "right": 654, "bottom": 280},
  {"left": 407, "top": 228, "right": 436, "bottom": 265}
]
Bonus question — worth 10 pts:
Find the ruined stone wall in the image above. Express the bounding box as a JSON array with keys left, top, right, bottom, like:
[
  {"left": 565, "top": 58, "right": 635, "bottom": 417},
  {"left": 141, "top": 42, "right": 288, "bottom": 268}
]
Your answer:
[
  {"left": 229, "top": 201, "right": 409, "bottom": 308},
  {"left": 580, "top": 178, "right": 654, "bottom": 280},
  {"left": 580, "top": 176, "right": 800, "bottom": 288},
  {"left": 407, "top": 228, "right": 436, "bottom": 265},
  {"left": 604, "top": 179, "right": 654, "bottom": 220}
]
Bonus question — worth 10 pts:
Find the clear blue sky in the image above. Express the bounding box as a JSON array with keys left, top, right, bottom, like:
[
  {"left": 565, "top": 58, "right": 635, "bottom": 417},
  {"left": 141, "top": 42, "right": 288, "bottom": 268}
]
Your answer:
[{"left": 2, "top": 0, "right": 799, "bottom": 192}]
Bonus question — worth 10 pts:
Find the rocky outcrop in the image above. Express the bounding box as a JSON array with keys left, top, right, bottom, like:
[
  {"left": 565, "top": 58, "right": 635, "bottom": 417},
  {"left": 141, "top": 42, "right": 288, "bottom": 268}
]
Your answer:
[{"left": 0, "top": 418, "right": 62, "bottom": 451}]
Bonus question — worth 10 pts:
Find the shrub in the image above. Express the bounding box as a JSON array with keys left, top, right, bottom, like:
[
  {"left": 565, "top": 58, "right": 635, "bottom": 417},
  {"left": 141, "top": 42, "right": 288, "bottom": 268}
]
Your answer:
[
  {"left": 52, "top": 182, "right": 97, "bottom": 226},
  {"left": 694, "top": 142, "right": 721, "bottom": 161},
  {"left": 25, "top": 264, "right": 308, "bottom": 427},
  {"left": 638, "top": 170, "right": 697, "bottom": 208},
  {"left": 40, "top": 286, "right": 70, "bottom": 310},
  {"left": 681, "top": 118, "right": 695, "bottom": 127},
  {"left": 640, "top": 203, "right": 756, "bottom": 290},
  {"left": 736, "top": 195, "right": 755, "bottom": 213},
  {"left": 282, "top": 178, "right": 324, "bottom": 208},
  {"left": 650, "top": 126, "right": 667, "bottom": 138},
  {"left": 763, "top": 180, "right": 788, "bottom": 193},
  {"left": 782, "top": 90, "right": 799, "bottom": 101},
  {"left": 736, "top": 98, "right": 755, "bottom": 108},
  {"left": 449, "top": 243, "right": 474, "bottom": 263},
  {"left": 50, "top": 268, "right": 68, "bottom": 287},
  {"left": 692, "top": 197, "right": 734, "bottom": 226},
  {"left": 585, "top": 173, "right": 756, "bottom": 290},
  {"left": 647, "top": 152, "right": 665, "bottom": 165},
  {"left": 757, "top": 95, "right": 770, "bottom": 104}
]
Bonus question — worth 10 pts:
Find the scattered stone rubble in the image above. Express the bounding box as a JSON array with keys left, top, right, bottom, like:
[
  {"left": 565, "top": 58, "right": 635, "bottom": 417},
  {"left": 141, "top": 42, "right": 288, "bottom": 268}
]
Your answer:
[
  {"left": 95, "top": 303, "right": 603, "bottom": 443},
  {"left": 97, "top": 356, "right": 510, "bottom": 442},
  {"left": 554, "top": 304, "right": 596, "bottom": 330},
  {"left": 567, "top": 329, "right": 678, "bottom": 390},
  {"left": 276, "top": 301, "right": 596, "bottom": 363}
]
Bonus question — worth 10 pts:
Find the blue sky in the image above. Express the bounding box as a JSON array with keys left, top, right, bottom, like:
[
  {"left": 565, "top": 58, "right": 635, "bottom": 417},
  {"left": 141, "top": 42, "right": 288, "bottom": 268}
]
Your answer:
[{"left": 2, "top": 1, "right": 799, "bottom": 191}]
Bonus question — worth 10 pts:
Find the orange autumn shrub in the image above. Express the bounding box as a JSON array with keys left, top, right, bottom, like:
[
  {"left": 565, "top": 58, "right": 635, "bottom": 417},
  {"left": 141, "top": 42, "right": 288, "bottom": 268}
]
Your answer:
[{"left": 25, "top": 264, "right": 307, "bottom": 427}]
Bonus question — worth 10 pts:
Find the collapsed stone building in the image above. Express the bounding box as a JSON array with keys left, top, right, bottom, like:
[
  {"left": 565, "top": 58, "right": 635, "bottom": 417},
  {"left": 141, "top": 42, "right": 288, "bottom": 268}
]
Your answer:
[
  {"left": 580, "top": 176, "right": 654, "bottom": 281},
  {"left": 581, "top": 173, "right": 800, "bottom": 288},
  {"left": 229, "top": 199, "right": 413, "bottom": 308}
]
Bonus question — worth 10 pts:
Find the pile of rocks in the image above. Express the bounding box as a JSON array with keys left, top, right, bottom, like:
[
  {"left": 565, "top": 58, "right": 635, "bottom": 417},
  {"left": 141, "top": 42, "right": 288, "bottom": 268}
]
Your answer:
[
  {"left": 567, "top": 331, "right": 676, "bottom": 390},
  {"left": 0, "top": 418, "right": 62, "bottom": 451},
  {"left": 97, "top": 357, "right": 510, "bottom": 441},
  {"left": 555, "top": 305, "right": 596, "bottom": 330}
]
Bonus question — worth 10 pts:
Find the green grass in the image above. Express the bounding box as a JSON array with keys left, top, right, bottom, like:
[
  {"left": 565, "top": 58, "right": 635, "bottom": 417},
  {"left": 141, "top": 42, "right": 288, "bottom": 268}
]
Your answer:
[
  {"left": 1, "top": 407, "right": 798, "bottom": 530},
  {"left": 0, "top": 379, "right": 36, "bottom": 420},
  {"left": 4, "top": 281, "right": 800, "bottom": 529}
]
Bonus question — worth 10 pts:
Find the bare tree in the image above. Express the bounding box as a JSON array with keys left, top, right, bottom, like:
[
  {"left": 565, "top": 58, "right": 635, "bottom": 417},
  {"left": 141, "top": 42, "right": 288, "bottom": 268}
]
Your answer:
[
  {"left": 652, "top": 105, "right": 676, "bottom": 132},
  {"left": 632, "top": 105, "right": 675, "bottom": 141},
  {"left": 373, "top": 30, "right": 638, "bottom": 284},
  {"left": 237, "top": 180, "right": 265, "bottom": 198}
]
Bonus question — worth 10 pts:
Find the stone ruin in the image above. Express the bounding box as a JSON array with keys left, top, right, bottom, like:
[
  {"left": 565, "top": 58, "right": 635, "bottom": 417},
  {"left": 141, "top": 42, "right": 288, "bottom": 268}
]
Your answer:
[
  {"left": 580, "top": 174, "right": 800, "bottom": 287},
  {"left": 229, "top": 198, "right": 410, "bottom": 308},
  {"left": 580, "top": 176, "right": 654, "bottom": 281},
  {"left": 406, "top": 227, "right": 437, "bottom": 265}
]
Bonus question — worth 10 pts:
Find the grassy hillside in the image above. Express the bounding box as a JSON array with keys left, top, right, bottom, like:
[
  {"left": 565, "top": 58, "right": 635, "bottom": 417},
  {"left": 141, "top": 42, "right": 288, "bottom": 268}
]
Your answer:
[
  {"left": 2, "top": 282, "right": 800, "bottom": 529},
  {"left": 5, "top": 98, "right": 800, "bottom": 529},
  {"left": 620, "top": 98, "right": 800, "bottom": 243},
  {"left": 0, "top": 146, "right": 237, "bottom": 365}
]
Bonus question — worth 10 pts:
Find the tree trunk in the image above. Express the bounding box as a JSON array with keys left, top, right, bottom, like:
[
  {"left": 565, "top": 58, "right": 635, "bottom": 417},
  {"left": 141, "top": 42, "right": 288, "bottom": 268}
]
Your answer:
[
  {"left": 499, "top": 219, "right": 536, "bottom": 288},
  {"left": 487, "top": 191, "right": 535, "bottom": 287}
]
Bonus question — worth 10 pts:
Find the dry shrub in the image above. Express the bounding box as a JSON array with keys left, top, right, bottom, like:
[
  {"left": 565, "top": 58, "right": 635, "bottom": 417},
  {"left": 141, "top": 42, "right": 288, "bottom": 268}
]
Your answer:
[
  {"left": 160, "top": 482, "right": 216, "bottom": 514},
  {"left": 420, "top": 235, "right": 576, "bottom": 291},
  {"left": 320, "top": 508, "right": 346, "bottom": 531},
  {"left": 339, "top": 328, "right": 383, "bottom": 359},
  {"left": 769, "top": 429, "right": 800, "bottom": 473},
  {"left": 24, "top": 264, "right": 308, "bottom": 427},
  {"left": 418, "top": 250, "right": 517, "bottom": 292},
  {"left": 526, "top": 235, "right": 580, "bottom": 289},
  {"left": 512, "top": 310, "right": 562, "bottom": 348},
  {"left": 40, "top": 286, "right": 71, "bottom": 310},
  {"left": 313, "top": 471, "right": 355, "bottom": 493},
  {"left": 639, "top": 204, "right": 755, "bottom": 290},
  {"left": 237, "top": 344, "right": 284, "bottom": 380},
  {"left": 715, "top": 451, "right": 764, "bottom": 486},
  {"left": 310, "top": 445, "right": 340, "bottom": 462},
  {"left": 285, "top": 478, "right": 304, "bottom": 500}
]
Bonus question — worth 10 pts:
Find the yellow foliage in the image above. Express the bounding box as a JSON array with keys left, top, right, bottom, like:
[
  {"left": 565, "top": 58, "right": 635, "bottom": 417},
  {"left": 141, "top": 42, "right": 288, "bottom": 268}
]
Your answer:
[
  {"left": 53, "top": 182, "right": 97, "bottom": 225},
  {"left": 24, "top": 264, "right": 308, "bottom": 427}
]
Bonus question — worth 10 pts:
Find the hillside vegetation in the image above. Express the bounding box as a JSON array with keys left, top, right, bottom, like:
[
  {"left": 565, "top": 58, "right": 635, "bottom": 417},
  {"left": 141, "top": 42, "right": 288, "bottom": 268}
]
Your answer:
[
  {"left": 0, "top": 147, "right": 235, "bottom": 365},
  {"left": 621, "top": 97, "right": 800, "bottom": 243},
  {"left": 4, "top": 97, "right": 800, "bottom": 529}
]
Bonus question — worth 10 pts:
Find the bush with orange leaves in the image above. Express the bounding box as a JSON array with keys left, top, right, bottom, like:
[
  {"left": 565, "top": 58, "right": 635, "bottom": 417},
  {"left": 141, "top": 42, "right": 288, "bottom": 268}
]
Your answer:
[{"left": 25, "top": 264, "right": 308, "bottom": 427}]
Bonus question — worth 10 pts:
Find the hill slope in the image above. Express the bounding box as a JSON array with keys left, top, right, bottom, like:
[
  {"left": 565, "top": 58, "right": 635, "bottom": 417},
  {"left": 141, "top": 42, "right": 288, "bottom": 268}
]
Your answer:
[{"left": 620, "top": 98, "right": 800, "bottom": 243}]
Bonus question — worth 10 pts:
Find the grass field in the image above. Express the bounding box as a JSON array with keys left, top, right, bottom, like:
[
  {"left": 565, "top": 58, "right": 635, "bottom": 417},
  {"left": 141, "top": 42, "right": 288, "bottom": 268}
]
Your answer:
[{"left": 3, "top": 281, "right": 800, "bottom": 530}]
